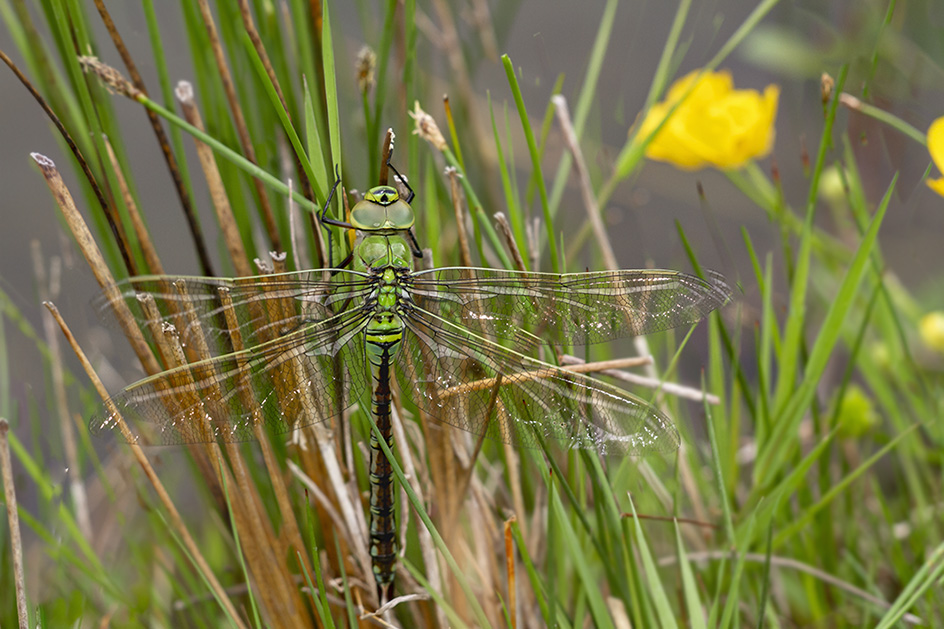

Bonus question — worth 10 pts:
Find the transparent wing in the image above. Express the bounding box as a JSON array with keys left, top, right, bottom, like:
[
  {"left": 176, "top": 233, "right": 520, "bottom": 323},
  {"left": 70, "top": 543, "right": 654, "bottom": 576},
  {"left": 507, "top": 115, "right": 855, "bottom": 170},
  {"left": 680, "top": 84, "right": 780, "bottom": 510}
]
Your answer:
[
  {"left": 91, "top": 270, "right": 373, "bottom": 445},
  {"left": 396, "top": 307, "right": 680, "bottom": 456},
  {"left": 408, "top": 267, "right": 731, "bottom": 351},
  {"left": 93, "top": 269, "right": 375, "bottom": 359}
]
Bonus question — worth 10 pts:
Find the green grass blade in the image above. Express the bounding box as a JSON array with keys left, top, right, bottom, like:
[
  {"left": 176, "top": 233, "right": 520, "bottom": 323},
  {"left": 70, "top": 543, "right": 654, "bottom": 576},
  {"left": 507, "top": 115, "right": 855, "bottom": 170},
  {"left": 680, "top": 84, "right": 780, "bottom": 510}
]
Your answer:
[
  {"left": 755, "top": 502, "right": 776, "bottom": 629},
  {"left": 626, "top": 496, "right": 676, "bottom": 629},
  {"left": 218, "top": 461, "right": 263, "bottom": 627},
  {"left": 874, "top": 541, "right": 944, "bottom": 629},
  {"left": 756, "top": 171, "right": 894, "bottom": 486},
  {"left": 501, "top": 54, "right": 559, "bottom": 272},
  {"left": 132, "top": 95, "right": 318, "bottom": 213},
  {"left": 643, "top": 0, "right": 693, "bottom": 112},
  {"left": 718, "top": 510, "right": 756, "bottom": 629},
  {"left": 142, "top": 0, "right": 193, "bottom": 204},
  {"left": 551, "top": 485, "right": 615, "bottom": 629},
  {"left": 402, "top": 557, "right": 472, "bottom": 628},
  {"left": 321, "top": 0, "right": 341, "bottom": 182},
  {"left": 243, "top": 29, "right": 322, "bottom": 203},
  {"left": 704, "top": 373, "right": 735, "bottom": 545},
  {"left": 674, "top": 521, "right": 706, "bottom": 629},
  {"left": 770, "top": 66, "right": 848, "bottom": 422},
  {"left": 509, "top": 517, "right": 552, "bottom": 623},
  {"left": 772, "top": 425, "right": 918, "bottom": 549}
]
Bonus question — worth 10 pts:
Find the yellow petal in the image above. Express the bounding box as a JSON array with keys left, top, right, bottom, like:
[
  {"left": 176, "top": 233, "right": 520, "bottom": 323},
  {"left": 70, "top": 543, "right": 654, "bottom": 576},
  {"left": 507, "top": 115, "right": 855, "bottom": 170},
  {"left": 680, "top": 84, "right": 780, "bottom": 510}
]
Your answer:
[
  {"left": 920, "top": 312, "right": 944, "bottom": 353},
  {"left": 928, "top": 117, "right": 944, "bottom": 169},
  {"left": 927, "top": 177, "right": 944, "bottom": 198},
  {"left": 927, "top": 117, "right": 944, "bottom": 197},
  {"left": 636, "top": 69, "right": 779, "bottom": 171}
]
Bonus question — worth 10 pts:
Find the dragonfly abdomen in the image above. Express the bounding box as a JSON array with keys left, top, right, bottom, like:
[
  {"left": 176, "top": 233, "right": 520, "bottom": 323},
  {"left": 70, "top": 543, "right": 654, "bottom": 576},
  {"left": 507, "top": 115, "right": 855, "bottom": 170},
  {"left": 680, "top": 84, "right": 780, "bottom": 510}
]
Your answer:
[{"left": 365, "top": 318, "right": 404, "bottom": 600}]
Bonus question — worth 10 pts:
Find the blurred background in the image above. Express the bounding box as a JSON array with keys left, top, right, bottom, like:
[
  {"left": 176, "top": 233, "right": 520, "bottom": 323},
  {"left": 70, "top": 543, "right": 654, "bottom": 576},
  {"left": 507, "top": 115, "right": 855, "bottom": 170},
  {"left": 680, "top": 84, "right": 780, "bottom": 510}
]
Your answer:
[
  {"left": 2, "top": 0, "right": 943, "bottom": 624},
  {"left": 2, "top": 2, "right": 942, "bottom": 410}
]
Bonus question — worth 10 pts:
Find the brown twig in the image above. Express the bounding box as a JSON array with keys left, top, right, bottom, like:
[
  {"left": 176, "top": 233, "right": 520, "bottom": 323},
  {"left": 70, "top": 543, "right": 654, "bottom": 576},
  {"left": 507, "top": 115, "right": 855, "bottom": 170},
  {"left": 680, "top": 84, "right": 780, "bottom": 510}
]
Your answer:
[
  {"left": 0, "top": 418, "right": 29, "bottom": 628},
  {"left": 195, "top": 0, "right": 281, "bottom": 252},
  {"left": 559, "top": 355, "right": 720, "bottom": 405},
  {"left": 31, "top": 243, "right": 92, "bottom": 539},
  {"left": 493, "top": 213, "right": 526, "bottom": 272},
  {"left": 554, "top": 95, "right": 713, "bottom": 531},
  {"left": 552, "top": 95, "right": 617, "bottom": 270},
  {"left": 380, "top": 128, "right": 394, "bottom": 186},
  {"left": 504, "top": 516, "right": 517, "bottom": 629},
  {"left": 42, "top": 303, "right": 248, "bottom": 628},
  {"left": 31, "top": 153, "right": 161, "bottom": 376},
  {"left": 248, "top": 259, "right": 370, "bottom": 601},
  {"left": 175, "top": 82, "right": 253, "bottom": 277},
  {"left": 101, "top": 135, "right": 166, "bottom": 276},
  {"left": 439, "top": 357, "right": 654, "bottom": 399},
  {"left": 217, "top": 288, "right": 314, "bottom": 583},
  {"left": 90, "top": 0, "right": 217, "bottom": 276},
  {"left": 389, "top": 404, "right": 442, "bottom": 602},
  {"left": 1, "top": 49, "right": 138, "bottom": 277},
  {"left": 236, "top": 0, "right": 314, "bottom": 205},
  {"left": 166, "top": 283, "right": 309, "bottom": 628},
  {"left": 447, "top": 167, "right": 473, "bottom": 267},
  {"left": 286, "top": 178, "right": 306, "bottom": 271}
]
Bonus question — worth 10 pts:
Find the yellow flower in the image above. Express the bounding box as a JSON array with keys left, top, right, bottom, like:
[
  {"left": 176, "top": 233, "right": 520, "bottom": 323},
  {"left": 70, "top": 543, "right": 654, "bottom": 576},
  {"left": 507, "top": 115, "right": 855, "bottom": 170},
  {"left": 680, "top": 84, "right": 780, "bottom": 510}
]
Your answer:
[
  {"left": 926, "top": 117, "right": 944, "bottom": 197},
  {"left": 919, "top": 311, "right": 944, "bottom": 353},
  {"left": 636, "top": 70, "right": 779, "bottom": 171}
]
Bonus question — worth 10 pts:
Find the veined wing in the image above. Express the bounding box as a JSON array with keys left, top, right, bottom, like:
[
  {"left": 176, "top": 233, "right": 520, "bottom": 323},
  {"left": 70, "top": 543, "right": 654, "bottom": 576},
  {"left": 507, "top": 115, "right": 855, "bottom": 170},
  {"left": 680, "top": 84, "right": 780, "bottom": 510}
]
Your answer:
[
  {"left": 408, "top": 267, "right": 731, "bottom": 351},
  {"left": 396, "top": 304, "right": 679, "bottom": 456},
  {"left": 92, "top": 288, "right": 371, "bottom": 445},
  {"left": 93, "top": 269, "right": 375, "bottom": 360}
]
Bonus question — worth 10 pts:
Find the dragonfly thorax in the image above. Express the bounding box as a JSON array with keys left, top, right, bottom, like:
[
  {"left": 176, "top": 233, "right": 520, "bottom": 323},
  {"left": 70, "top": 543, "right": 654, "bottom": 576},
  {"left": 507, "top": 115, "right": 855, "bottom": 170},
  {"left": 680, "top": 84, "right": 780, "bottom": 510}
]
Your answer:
[
  {"left": 356, "top": 234, "right": 413, "bottom": 272},
  {"left": 364, "top": 268, "right": 407, "bottom": 369}
]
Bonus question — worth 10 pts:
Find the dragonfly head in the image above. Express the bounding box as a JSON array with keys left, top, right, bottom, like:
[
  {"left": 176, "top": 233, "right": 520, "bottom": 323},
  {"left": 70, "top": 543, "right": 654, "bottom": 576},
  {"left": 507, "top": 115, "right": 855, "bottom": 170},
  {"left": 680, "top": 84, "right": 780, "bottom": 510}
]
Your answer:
[{"left": 351, "top": 186, "right": 415, "bottom": 232}]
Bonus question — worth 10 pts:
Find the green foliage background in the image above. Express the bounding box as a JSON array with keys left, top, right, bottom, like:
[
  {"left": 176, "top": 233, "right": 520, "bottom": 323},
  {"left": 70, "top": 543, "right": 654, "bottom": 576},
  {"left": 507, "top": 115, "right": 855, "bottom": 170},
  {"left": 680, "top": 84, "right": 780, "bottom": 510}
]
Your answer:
[{"left": 0, "top": 0, "right": 942, "bottom": 626}]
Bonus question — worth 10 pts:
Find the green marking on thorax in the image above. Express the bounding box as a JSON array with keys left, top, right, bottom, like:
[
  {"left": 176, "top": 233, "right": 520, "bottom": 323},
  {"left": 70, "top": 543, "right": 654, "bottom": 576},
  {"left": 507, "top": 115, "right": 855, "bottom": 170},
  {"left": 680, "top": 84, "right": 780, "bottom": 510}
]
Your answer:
[{"left": 352, "top": 186, "right": 416, "bottom": 367}]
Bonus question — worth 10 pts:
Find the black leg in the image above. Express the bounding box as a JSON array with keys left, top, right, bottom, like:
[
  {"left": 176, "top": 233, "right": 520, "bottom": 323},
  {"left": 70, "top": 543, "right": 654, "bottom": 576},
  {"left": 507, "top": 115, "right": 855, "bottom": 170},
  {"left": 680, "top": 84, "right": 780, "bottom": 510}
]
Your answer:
[
  {"left": 320, "top": 165, "right": 360, "bottom": 267},
  {"left": 386, "top": 159, "right": 415, "bottom": 205},
  {"left": 407, "top": 229, "right": 423, "bottom": 260},
  {"left": 385, "top": 156, "right": 422, "bottom": 259},
  {"left": 320, "top": 165, "right": 342, "bottom": 266},
  {"left": 332, "top": 250, "right": 355, "bottom": 273}
]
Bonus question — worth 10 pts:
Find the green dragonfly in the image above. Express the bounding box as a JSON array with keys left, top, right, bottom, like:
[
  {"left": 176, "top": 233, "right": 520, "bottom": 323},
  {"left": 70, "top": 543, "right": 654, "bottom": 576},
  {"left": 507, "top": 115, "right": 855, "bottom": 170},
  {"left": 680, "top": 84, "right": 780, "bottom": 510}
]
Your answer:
[{"left": 92, "top": 169, "right": 731, "bottom": 600}]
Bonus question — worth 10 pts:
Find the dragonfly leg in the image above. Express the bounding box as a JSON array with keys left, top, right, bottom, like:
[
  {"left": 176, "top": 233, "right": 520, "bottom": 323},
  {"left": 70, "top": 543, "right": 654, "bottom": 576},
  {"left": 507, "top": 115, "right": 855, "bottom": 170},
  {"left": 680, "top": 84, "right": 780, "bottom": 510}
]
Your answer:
[
  {"left": 386, "top": 159, "right": 414, "bottom": 204},
  {"left": 330, "top": 250, "right": 355, "bottom": 273},
  {"left": 320, "top": 165, "right": 360, "bottom": 267},
  {"left": 407, "top": 229, "right": 424, "bottom": 260},
  {"left": 320, "top": 166, "right": 342, "bottom": 265},
  {"left": 384, "top": 160, "right": 423, "bottom": 259}
]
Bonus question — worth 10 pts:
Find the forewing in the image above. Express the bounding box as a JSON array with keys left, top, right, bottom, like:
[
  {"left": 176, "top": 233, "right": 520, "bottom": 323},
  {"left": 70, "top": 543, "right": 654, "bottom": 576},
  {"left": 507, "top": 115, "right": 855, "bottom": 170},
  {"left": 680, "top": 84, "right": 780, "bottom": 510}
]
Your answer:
[
  {"left": 408, "top": 267, "right": 731, "bottom": 351},
  {"left": 395, "top": 308, "right": 680, "bottom": 456},
  {"left": 92, "top": 270, "right": 372, "bottom": 445},
  {"left": 93, "top": 269, "right": 374, "bottom": 360}
]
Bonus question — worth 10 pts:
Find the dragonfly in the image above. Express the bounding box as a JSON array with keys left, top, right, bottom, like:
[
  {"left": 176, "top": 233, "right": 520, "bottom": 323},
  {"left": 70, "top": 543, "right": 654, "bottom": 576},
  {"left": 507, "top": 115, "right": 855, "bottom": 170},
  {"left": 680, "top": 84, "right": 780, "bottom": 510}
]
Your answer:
[{"left": 92, "top": 167, "right": 731, "bottom": 601}]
